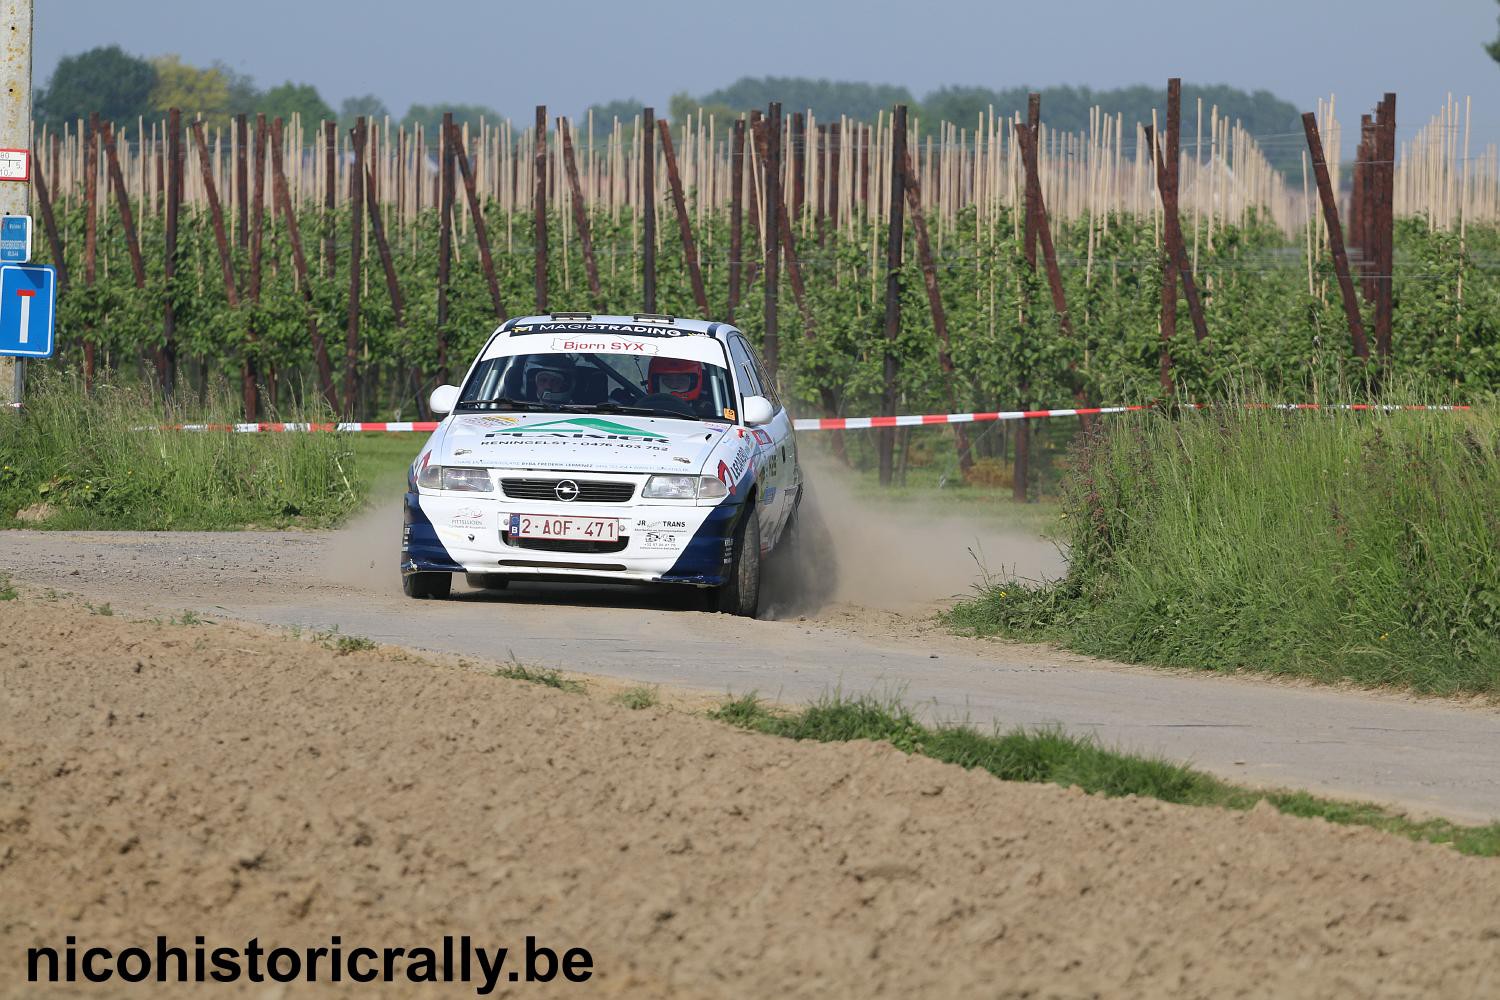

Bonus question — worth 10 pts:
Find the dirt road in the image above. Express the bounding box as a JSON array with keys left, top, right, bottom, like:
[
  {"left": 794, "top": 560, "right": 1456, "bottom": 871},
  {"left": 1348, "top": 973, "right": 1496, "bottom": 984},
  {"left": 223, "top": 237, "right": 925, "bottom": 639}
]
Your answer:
[
  {"left": 4, "top": 525, "right": 1499, "bottom": 823},
  {"left": 4, "top": 595, "right": 1500, "bottom": 998}
]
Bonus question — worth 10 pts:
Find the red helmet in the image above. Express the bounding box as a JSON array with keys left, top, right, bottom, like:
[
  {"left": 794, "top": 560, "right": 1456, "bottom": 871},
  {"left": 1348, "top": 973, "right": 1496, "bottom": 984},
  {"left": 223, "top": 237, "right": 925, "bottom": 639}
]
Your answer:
[{"left": 648, "top": 356, "right": 705, "bottom": 401}]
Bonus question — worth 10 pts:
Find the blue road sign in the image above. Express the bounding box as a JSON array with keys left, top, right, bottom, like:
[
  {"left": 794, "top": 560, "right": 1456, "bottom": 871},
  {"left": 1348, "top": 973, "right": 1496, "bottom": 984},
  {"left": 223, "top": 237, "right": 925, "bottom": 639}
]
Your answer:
[
  {"left": 0, "top": 215, "right": 31, "bottom": 263},
  {"left": 0, "top": 264, "right": 56, "bottom": 358}
]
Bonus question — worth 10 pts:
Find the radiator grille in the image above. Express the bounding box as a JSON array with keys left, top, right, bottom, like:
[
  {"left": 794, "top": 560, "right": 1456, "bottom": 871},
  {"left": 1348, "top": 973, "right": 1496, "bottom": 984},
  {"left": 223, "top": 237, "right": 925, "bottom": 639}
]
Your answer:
[{"left": 500, "top": 478, "right": 636, "bottom": 503}]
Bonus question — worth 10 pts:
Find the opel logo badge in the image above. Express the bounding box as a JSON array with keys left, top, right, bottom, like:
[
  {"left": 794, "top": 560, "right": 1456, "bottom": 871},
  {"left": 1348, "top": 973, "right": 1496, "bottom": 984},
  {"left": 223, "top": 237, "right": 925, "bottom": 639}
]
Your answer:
[{"left": 554, "top": 480, "right": 580, "bottom": 502}]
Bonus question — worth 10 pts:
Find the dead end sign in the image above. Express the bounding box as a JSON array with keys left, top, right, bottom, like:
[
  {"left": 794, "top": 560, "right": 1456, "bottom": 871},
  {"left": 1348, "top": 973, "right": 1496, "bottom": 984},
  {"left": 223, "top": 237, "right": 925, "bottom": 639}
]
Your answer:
[{"left": 0, "top": 264, "right": 56, "bottom": 358}]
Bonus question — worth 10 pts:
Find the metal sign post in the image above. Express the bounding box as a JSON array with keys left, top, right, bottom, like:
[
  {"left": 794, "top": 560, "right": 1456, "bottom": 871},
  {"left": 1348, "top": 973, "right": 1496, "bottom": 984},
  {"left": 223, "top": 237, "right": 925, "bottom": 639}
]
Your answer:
[{"left": 0, "top": 0, "right": 33, "bottom": 410}]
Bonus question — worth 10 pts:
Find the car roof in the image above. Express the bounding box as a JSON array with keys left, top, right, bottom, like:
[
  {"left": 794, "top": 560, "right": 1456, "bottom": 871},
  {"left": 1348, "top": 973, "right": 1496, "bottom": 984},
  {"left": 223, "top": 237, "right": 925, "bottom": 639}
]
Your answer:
[{"left": 494, "top": 313, "right": 738, "bottom": 341}]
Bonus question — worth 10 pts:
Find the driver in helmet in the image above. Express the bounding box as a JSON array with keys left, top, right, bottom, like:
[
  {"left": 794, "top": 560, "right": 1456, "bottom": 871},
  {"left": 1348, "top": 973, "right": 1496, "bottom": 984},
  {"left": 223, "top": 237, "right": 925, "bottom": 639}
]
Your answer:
[
  {"left": 648, "top": 356, "right": 710, "bottom": 415},
  {"left": 522, "top": 357, "right": 576, "bottom": 404}
]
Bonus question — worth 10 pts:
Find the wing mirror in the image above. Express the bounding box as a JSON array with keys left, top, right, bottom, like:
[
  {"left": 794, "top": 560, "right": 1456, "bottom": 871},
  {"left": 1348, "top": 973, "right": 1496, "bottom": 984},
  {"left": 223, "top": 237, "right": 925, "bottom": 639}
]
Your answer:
[
  {"left": 429, "top": 384, "right": 460, "bottom": 416},
  {"left": 742, "top": 394, "right": 775, "bottom": 427}
]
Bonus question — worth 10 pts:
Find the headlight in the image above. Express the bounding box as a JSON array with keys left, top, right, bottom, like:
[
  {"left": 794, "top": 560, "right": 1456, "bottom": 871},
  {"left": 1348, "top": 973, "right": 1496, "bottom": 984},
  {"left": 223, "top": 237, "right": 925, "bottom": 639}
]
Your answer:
[
  {"left": 417, "top": 465, "right": 494, "bottom": 492},
  {"left": 642, "top": 474, "right": 728, "bottom": 500}
]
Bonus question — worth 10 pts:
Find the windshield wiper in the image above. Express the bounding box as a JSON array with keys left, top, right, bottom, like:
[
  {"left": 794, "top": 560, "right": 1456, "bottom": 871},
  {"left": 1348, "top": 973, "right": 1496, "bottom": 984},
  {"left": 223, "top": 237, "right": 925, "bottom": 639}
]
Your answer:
[
  {"left": 454, "top": 396, "right": 550, "bottom": 412},
  {"left": 563, "top": 401, "right": 704, "bottom": 421}
]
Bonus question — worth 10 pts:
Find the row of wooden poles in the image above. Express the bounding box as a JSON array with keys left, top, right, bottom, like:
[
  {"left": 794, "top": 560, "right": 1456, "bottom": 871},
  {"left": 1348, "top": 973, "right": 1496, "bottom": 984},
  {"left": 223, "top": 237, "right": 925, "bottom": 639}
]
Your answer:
[
  {"left": 35, "top": 102, "right": 1301, "bottom": 246},
  {"left": 32, "top": 81, "right": 1416, "bottom": 496}
]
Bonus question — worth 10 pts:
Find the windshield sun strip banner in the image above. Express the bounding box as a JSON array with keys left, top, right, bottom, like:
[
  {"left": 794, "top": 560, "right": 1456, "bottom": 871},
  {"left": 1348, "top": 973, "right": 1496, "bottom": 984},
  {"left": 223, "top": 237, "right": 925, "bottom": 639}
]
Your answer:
[{"left": 480, "top": 331, "right": 729, "bottom": 368}]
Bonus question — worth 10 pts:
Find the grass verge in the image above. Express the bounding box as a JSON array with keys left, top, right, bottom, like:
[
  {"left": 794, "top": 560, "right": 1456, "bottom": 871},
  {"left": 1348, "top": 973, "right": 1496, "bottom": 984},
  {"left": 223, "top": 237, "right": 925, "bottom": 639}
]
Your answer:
[
  {"left": 1, "top": 378, "right": 362, "bottom": 530},
  {"left": 612, "top": 686, "right": 660, "bottom": 710},
  {"left": 947, "top": 396, "right": 1500, "bottom": 696},
  {"left": 712, "top": 692, "right": 1500, "bottom": 857},
  {"left": 493, "top": 662, "right": 584, "bottom": 692}
]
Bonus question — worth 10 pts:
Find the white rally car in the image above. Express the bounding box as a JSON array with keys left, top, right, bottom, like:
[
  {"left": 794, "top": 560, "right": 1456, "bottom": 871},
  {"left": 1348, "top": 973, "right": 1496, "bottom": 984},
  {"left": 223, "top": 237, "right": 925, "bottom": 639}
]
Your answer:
[{"left": 401, "top": 314, "right": 802, "bottom": 616}]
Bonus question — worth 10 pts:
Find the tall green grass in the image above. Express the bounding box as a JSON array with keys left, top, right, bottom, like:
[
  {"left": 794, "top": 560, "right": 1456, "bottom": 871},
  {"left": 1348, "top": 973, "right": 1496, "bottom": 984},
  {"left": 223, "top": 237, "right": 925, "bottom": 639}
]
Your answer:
[
  {"left": 0, "top": 378, "right": 361, "bottom": 530},
  {"left": 947, "top": 395, "right": 1500, "bottom": 695}
]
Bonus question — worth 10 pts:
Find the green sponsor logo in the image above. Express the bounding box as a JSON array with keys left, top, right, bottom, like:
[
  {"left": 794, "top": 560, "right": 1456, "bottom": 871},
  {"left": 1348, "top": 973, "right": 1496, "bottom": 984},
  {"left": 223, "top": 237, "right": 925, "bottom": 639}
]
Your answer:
[{"left": 484, "top": 417, "right": 668, "bottom": 441}]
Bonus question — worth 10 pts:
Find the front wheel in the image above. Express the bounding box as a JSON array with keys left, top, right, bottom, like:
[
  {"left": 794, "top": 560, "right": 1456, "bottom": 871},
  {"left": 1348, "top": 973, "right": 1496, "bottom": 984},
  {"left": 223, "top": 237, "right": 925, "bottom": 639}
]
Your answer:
[
  {"left": 709, "top": 507, "right": 761, "bottom": 617},
  {"left": 402, "top": 571, "right": 452, "bottom": 600}
]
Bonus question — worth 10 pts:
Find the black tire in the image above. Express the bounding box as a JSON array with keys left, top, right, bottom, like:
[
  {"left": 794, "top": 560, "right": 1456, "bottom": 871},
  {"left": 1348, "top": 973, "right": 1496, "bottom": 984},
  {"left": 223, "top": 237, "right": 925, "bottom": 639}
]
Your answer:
[
  {"left": 710, "top": 505, "right": 761, "bottom": 617},
  {"left": 402, "top": 572, "right": 452, "bottom": 600},
  {"left": 465, "top": 572, "right": 510, "bottom": 591}
]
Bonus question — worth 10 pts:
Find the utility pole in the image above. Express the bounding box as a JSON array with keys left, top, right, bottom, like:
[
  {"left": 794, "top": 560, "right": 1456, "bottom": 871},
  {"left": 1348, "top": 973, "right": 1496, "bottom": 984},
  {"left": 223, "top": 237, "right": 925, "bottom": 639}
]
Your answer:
[{"left": 0, "top": 0, "right": 33, "bottom": 409}]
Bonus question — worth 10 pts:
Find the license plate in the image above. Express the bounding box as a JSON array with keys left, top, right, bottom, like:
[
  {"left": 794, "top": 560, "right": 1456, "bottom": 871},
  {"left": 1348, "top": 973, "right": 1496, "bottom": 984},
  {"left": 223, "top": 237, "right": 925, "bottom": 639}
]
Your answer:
[{"left": 509, "top": 513, "right": 619, "bottom": 541}]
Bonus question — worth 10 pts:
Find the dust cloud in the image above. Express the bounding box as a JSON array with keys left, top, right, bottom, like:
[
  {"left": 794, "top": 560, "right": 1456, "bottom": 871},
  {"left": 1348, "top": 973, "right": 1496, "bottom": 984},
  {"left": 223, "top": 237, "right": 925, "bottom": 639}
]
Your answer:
[
  {"left": 763, "top": 462, "right": 1067, "bottom": 618},
  {"left": 327, "top": 497, "right": 405, "bottom": 597},
  {"left": 324, "top": 463, "right": 1066, "bottom": 616}
]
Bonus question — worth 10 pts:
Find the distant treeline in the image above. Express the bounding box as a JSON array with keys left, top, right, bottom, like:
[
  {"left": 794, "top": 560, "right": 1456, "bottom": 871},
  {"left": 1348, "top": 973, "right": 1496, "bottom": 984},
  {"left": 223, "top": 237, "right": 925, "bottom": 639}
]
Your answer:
[{"left": 656, "top": 77, "right": 1304, "bottom": 170}]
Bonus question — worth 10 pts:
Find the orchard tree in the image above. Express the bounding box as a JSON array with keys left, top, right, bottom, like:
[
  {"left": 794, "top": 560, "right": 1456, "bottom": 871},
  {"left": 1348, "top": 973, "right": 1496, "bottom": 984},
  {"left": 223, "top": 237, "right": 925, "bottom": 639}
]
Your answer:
[
  {"left": 150, "top": 55, "right": 231, "bottom": 124},
  {"left": 35, "top": 45, "right": 156, "bottom": 126},
  {"left": 402, "top": 103, "right": 499, "bottom": 136},
  {"left": 340, "top": 94, "right": 390, "bottom": 126},
  {"left": 262, "top": 83, "right": 335, "bottom": 124}
]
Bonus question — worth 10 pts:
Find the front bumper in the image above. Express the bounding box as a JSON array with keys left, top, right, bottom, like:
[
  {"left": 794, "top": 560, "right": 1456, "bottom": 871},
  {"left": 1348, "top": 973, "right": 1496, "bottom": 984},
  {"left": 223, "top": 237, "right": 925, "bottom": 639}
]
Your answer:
[{"left": 400, "top": 484, "right": 744, "bottom": 587}]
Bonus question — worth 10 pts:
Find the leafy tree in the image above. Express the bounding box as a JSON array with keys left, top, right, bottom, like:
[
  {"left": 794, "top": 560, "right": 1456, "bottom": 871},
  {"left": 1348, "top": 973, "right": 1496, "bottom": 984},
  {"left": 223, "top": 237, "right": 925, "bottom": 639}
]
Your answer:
[
  {"left": 150, "top": 55, "right": 231, "bottom": 124},
  {"left": 402, "top": 103, "right": 500, "bottom": 137},
  {"left": 35, "top": 45, "right": 156, "bottom": 127},
  {"left": 261, "top": 82, "right": 335, "bottom": 125},
  {"left": 668, "top": 91, "right": 735, "bottom": 126},
  {"left": 689, "top": 76, "right": 916, "bottom": 120},
  {"left": 580, "top": 97, "right": 647, "bottom": 137},
  {"left": 921, "top": 83, "right": 1303, "bottom": 172},
  {"left": 216, "top": 62, "right": 262, "bottom": 117},
  {"left": 341, "top": 94, "right": 390, "bottom": 126}
]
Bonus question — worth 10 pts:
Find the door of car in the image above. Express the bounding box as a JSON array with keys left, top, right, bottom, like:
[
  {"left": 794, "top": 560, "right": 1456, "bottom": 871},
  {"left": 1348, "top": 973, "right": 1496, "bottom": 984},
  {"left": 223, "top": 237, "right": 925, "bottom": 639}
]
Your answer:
[{"left": 727, "top": 334, "right": 795, "bottom": 550}]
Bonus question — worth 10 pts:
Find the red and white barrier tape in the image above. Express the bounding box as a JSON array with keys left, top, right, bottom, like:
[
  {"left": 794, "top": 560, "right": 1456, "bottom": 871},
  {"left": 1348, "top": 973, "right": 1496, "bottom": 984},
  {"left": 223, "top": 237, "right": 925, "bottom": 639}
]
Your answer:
[
  {"left": 143, "top": 403, "right": 1470, "bottom": 434},
  {"left": 791, "top": 406, "right": 1144, "bottom": 431},
  {"left": 164, "top": 421, "right": 443, "bottom": 433}
]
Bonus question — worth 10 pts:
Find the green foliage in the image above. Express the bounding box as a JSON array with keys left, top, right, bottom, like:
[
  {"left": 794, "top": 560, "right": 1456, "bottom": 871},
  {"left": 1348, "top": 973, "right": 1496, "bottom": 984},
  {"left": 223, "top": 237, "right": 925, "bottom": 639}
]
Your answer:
[
  {"left": 920, "top": 83, "right": 1302, "bottom": 169},
  {"left": 341, "top": 94, "right": 391, "bottom": 126},
  {"left": 948, "top": 398, "right": 1500, "bottom": 695},
  {"left": 493, "top": 661, "right": 583, "bottom": 692},
  {"left": 402, "top": 103, "right": 500, "bottom": 136},
  {"left": 36, "top": 45, "right": 157, "bottom": 127},
  {"left": 581, "top": 98, "right": 648, "bottom": 136},
  {"left": 26, "top": 182, "right": 1500, "bottom": 456},
  {"left": 612, "top": 686, "right": 660, "bottom": 710},
  {"left": 261, "top": 82, "right": 334, "bottom": 124},
  {"left": 687, "top": 76, "right": 917, "bottom": 121},
  {"left": 150, "top": 56, "right": 233, "bottom": 126},
  {"left": 712, "top": 692, "right": 1500, "bottom": 855},
  {"left": 668, "top": 92, "right": 735, "bottom": 126},
  {"left": 0, "top": 380, "right": 360, "bottom": 530}
]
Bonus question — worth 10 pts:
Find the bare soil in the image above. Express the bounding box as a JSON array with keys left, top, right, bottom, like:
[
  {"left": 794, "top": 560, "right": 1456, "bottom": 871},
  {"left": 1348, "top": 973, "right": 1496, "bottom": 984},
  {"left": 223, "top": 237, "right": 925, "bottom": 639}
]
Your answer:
[{"left": 4, "top": 594, "right": 1499, "bottom": 998}]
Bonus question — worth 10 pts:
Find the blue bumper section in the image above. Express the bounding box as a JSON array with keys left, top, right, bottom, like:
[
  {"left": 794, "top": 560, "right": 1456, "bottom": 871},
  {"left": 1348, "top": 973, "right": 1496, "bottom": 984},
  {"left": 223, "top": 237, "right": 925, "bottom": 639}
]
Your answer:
[
  {"left": 660, "top": 497, "right": 744, "bottom": 586},
  {"left": 401, "top": 491, "right": 463, "bottom": 574}
]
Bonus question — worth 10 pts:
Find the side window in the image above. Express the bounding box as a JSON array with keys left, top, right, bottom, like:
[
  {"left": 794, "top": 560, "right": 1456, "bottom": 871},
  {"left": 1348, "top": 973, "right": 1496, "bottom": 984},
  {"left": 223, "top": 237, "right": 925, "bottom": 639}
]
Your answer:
[
  {"left": 742, "top": 339, "right": 781, "bottom": 410},
  {"left": 727, "top": 337, "right": 761, "bottom": 401}
]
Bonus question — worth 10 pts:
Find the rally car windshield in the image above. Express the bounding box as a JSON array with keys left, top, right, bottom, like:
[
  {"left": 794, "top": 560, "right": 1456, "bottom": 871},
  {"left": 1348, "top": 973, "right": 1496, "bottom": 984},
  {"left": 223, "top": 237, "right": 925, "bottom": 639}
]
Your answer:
[{"left": 456, "top": 350, "right": 737, "bottom": 422}]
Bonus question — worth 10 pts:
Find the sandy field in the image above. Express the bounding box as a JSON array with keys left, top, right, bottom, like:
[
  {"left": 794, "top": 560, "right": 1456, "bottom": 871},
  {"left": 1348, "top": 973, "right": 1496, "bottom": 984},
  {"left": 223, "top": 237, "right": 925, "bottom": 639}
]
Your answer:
[{"left": 3, "top": 593, "right": 1499, "bottom": 998}]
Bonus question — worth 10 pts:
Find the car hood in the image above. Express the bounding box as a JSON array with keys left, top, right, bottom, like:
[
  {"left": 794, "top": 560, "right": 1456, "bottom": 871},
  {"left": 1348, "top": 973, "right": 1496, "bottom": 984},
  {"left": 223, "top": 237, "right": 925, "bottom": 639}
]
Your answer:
[{"left": 433, "top": 411, "right": 736, "bottom": 475}]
